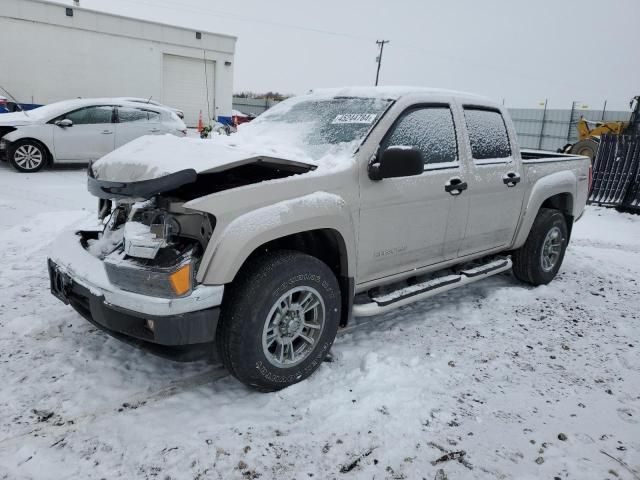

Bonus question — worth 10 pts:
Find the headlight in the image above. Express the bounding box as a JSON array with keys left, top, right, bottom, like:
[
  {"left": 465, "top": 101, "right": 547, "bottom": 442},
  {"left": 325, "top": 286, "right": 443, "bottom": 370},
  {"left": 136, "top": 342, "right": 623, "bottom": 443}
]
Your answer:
[{"left": 104, "top": 255, "right": 194, "bottom": 298}]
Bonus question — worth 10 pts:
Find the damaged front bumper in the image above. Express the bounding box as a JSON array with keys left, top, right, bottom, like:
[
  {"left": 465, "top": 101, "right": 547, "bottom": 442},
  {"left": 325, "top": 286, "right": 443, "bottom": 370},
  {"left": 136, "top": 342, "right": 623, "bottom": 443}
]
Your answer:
[{"left": 48, "top": 230, "right": 224, "bottom": 359}]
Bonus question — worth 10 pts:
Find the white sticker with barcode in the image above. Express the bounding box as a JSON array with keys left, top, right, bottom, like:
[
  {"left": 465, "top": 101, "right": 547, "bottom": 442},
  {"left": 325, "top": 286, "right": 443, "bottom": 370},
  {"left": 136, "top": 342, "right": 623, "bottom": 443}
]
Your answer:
[{"left": 331, "top": 113, "right": 377, "bottom": 124}]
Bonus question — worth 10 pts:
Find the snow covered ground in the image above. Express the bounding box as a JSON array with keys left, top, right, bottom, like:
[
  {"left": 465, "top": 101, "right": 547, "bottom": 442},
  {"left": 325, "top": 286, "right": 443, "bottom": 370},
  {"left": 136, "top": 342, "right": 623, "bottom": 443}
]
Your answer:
[{"left": 0, "top": 162, "right": 639, "bottom": 480}]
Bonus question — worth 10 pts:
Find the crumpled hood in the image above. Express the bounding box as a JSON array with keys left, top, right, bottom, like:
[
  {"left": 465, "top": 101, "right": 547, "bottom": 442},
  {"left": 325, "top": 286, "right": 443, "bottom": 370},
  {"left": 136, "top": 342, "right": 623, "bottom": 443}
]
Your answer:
[
  {"left": 91, "top": 134, "right": 317, "bottom": 182},
  {"left": 0, "top": 112, "right": 39, "bottom": 127}
]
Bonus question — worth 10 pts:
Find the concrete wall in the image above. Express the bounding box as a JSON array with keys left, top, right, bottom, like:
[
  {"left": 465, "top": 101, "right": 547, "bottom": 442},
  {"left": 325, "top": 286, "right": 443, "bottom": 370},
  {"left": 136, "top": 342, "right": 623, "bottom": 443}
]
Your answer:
[{"left": 0, "top": 0, "right": 236, "bottom": 124}]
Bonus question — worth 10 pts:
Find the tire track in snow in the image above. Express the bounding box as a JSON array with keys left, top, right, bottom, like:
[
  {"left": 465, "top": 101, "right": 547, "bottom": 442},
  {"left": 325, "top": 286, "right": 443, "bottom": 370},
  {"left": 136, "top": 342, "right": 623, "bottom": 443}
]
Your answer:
[
  {"left": 0, "top": 366, "right": 228, "bottom": 449},
  {"left": 570, "top": 238, "right": 640, "bottom": 254}
]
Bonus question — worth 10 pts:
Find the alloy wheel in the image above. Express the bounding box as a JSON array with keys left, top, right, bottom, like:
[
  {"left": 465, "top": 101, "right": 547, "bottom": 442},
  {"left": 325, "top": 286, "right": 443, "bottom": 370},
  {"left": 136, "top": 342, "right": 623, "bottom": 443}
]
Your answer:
[
  {"left": 14, "top": 145, "right": 44, "bottom": 171},
  {"left": 261, "top": 286, "right": 325, "bottom": 368},
  {"left": 540, "top": 226, "right": 563, "bottom": 272}
]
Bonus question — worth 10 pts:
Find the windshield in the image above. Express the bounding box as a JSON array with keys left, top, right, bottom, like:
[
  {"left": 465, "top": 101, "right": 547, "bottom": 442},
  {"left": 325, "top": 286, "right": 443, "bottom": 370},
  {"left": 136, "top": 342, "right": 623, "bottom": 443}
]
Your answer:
[
  {"left": 235, "top": 96, "right": 393, "bottom": 161},
  {"left": 19, "top": 101, "right": 86, "bottom": 120}
]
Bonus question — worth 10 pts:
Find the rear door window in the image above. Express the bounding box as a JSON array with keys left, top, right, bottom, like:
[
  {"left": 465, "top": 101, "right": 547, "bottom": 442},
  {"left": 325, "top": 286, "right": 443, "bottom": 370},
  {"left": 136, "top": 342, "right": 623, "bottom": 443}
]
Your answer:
[
  {"left": 381, "top": 106, "right": 458, "bottom": 166},
  {"left": 117, "top": 107, "right": 161, "bottom": 123},
  {"left": 463, "top": 108, "right": 512, "bottom": 160}
]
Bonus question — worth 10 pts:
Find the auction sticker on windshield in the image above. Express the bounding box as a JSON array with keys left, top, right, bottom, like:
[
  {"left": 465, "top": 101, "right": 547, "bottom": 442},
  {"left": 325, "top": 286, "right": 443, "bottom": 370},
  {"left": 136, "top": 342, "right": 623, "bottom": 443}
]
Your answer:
[{"left": 331, "top": 113, "right": 377, "bottom": 124}]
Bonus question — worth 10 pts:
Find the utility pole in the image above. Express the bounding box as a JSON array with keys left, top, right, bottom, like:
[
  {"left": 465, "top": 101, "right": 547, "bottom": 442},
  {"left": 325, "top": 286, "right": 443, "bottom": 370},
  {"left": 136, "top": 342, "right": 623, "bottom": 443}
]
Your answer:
[{"left": 374, "top": 40, "right": 389, "bottom": 86}]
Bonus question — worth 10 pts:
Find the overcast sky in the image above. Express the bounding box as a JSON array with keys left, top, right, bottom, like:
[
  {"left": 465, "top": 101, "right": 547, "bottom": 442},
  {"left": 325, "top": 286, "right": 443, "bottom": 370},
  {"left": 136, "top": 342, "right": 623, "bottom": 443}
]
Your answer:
[{"left": 51, "top": 0, "right": 639, "bottom": 110}]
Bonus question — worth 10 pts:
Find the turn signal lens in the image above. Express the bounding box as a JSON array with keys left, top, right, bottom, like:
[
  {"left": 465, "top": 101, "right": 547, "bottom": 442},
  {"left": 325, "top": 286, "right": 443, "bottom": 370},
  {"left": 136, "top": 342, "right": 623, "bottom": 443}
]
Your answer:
[{"left": 169, "top": 264, "right": 192, "bottom": 296}]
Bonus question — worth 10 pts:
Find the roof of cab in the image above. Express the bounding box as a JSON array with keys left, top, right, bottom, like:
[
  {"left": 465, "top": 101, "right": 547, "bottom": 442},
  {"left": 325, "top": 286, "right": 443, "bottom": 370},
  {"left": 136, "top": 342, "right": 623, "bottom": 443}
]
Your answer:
[{"left": 309, "top": 86, "right": 489, "bottom": 102}]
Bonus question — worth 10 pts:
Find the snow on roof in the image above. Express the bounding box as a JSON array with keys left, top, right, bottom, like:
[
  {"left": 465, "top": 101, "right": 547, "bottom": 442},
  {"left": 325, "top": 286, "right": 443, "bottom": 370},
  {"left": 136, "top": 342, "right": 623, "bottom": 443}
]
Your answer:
[
  {"left": 14, "top": 98, "right": 174, "bottom": 122},
  {"left": 309, "top": 86, "right": 489, "bottom": 102}
]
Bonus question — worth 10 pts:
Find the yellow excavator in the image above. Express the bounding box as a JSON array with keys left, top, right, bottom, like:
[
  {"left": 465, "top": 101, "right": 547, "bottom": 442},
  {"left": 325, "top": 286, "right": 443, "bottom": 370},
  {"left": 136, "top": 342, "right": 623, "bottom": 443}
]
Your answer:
[{"left": 563, "top": 96, "right": 640, "bottom": 160}]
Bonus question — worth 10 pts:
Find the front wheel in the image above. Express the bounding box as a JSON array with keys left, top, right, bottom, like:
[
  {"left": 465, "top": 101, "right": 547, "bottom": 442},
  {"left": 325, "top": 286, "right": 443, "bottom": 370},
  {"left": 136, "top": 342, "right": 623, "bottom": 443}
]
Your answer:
[
  {"left": 512, "top": 208, "right": 568, "bottom": 286},
  {"left": 9, "top": 140, "right": 48, "bottom": 172},
  {"left": 217, "top": 250, "right": 341, "bottom": 392}
]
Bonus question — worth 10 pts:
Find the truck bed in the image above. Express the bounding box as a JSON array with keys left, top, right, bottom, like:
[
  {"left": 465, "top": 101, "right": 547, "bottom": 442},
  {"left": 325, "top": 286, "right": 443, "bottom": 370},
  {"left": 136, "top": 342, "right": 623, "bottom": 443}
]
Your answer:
[{"left": 520, "top": 149, "right": 584, "bottom": 162}]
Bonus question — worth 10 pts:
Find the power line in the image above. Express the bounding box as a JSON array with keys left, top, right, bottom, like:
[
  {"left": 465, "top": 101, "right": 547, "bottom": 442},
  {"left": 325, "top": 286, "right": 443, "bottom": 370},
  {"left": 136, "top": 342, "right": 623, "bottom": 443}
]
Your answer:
[
  {"left": 58, "top": 0, "right": 376, "bottom": 43},
  {"left": 374, "top": 40, "right": 389, "bottom": 86},
  {"left": 45, "top": 0, "right": 592, "bottom": 92}
]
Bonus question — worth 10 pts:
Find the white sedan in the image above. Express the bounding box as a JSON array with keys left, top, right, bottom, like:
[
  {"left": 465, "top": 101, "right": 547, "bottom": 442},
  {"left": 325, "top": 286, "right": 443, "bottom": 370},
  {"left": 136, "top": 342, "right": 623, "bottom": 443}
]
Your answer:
[{"left": 0, "top": 98, "right": 187, "bottom": 172}]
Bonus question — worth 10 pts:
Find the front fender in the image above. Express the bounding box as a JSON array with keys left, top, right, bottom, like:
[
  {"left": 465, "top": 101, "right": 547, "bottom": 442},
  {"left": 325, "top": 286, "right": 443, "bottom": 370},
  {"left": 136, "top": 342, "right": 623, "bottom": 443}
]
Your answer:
[
  {"left": 512, "top": 170, "right": 576, "bottom": 248},
  {"left": 197, "top": 192, "right": 356, "bottom": 285},
  {"left": 3, "top": 127, "right": 55, "bottom": 160}
]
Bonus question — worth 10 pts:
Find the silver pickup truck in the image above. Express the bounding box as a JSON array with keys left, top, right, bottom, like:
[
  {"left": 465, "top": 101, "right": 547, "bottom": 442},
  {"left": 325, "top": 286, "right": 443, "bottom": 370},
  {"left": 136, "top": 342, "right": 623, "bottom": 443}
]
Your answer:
[{"left": 48, "top": 87, "right": 591, "bottom": 391}]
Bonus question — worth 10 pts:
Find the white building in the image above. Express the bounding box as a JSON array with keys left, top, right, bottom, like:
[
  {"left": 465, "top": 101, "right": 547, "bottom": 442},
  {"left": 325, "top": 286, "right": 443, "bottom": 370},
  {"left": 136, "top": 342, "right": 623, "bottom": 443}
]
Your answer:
[{"left": 0, "top": 0, "right": 236, "bottom": 126}]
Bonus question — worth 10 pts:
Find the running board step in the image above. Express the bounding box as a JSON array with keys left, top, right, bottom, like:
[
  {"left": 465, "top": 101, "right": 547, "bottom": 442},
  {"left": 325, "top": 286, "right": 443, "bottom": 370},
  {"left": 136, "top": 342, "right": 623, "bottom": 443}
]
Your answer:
[{"left": 352, "top": 257, "right": 512, "bottom": 317}]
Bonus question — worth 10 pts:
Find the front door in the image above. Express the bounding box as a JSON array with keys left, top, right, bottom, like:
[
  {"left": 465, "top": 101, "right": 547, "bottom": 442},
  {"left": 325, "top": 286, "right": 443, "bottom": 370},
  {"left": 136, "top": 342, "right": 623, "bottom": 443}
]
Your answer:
[
  {"left": 457, "top": 107, "right": 526, "bottom": 257},
  {"left": 53, "top": 106, "right": 116, "bottom": 161},
  {"left": 358, "top": 104, "right": 470, "bottom": 284}
]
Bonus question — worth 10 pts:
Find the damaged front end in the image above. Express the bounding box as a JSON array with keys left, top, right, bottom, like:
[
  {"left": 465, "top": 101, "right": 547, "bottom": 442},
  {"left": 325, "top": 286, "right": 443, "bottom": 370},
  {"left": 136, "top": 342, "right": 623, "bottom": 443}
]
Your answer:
[
  {"left": 86, "top": 195, "right": 215, "bottom": 299},
  {"left": 85, "top": 157, "right": 315, "bottom": 297},
  {"left": 48, "top": 152, "right": 315, "bottom": 356},
  {"left": 48, "top": 190, "right": 222, "bottom": 358}
]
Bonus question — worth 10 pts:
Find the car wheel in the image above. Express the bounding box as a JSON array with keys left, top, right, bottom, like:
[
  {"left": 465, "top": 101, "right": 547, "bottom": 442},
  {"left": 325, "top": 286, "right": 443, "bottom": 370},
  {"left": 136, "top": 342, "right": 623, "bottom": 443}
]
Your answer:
[
  {"left": 512, "top": 208, "right": 568, "bottom": 286},
  {"left": 9, "top": 140, "right": 48, "bottom": 173},
  {"left": 217, "top": 250, "right": 341, "bottom": 392}
]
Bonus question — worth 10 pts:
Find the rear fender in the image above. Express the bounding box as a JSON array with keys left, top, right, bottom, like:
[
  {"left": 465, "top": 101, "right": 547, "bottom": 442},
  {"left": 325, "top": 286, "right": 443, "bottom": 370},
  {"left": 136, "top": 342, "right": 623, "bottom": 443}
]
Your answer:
[
  {"left": 513, "top": 170, "right": 576, "bottom": 248},
  {"left": 197, "top": 192, "right": 356, "bottom": 285}
]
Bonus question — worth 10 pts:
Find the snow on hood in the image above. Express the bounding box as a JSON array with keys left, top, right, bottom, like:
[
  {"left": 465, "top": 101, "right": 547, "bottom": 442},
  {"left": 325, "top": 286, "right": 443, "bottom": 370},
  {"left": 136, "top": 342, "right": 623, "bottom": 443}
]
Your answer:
[
  {"left": 91, "top": 134, "right": 317, "bottom": 182},
  {"left": 0, "top": 112, "right": 38, "bottom": 127}
]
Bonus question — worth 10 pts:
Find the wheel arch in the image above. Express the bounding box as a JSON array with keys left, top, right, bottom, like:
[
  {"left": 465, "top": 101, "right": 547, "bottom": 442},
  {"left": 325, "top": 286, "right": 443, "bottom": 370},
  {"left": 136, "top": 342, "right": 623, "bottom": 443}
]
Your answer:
[
  {"left": 8, "top": 137, "right": 54, "bottom": 165},
  {"left": 513, "top": 172, "right": 576, "bottom": 249},
  {"left": 240, "top": 228, "right": 353, "bottom": 326},
  {"left": 198, "top": 194, "right": 357, "bottom": 326}
]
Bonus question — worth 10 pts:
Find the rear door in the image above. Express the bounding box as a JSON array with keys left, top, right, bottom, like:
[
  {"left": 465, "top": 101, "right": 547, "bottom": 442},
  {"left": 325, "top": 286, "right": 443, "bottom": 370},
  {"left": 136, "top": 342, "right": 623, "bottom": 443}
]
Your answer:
[
  {"left": 52, "top": 106, "right": 115, "bottom": 161},
  {"left": 358, "top": 103, "right": 470, "bottom": 283},
  {"left": 114, "top": 107, "right": 164, "bottom": 148},
  {"left": 457, "top": 106, "right": 526, "bottom": 256}
]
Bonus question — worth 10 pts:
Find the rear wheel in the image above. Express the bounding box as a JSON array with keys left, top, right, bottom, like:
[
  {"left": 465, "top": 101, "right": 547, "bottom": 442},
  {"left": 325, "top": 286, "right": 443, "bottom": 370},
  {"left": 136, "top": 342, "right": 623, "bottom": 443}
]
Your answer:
[
  {"left": 9, "top": 140, "right": 48, "bottom": 172},
  {"left": 512, "top": 208, "right": 568, "bottom": 286},
  {"left": 216, "top": 250, "right": 341, "bottom": 392},
  {"left": 570, "top": 138, "right": 599, "bottom": 161}
]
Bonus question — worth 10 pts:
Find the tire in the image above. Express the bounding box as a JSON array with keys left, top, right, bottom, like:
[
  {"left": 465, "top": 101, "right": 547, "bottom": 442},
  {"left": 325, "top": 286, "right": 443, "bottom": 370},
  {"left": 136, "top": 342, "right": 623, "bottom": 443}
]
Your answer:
[
  {"left": 9, "top": 139, "right": 48, "bottom": 172},
  {"left": 512, "top": 208, "right": 568, "bottom": 286},
  {"left": 569, "top": 138, "right": 599, "bottom": 161},
  {"left": 216, "top": 250, "right": 341, "bottom": 392}
]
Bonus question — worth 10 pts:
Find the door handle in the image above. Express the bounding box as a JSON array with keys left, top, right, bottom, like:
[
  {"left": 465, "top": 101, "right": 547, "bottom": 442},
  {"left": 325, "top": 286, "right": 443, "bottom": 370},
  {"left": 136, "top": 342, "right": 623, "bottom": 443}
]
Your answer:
[
  {"left": 444, "top": 177, "right": 468, "bottom": 195},
  {"left": 503, "top": 172, "right": 521, "bottom": 187},
  {"left": 149, "top": 128, "right": 161, "bottom": 133},
  {"left": 101, "top": 130, "right": 114, "bottom": 135}
]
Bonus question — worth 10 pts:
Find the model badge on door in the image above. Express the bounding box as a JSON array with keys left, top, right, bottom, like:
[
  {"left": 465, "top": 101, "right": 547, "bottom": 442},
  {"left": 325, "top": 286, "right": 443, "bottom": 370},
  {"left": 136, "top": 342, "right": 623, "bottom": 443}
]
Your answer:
[{"left": 374, "top": 246, "right": 407, "bottom": 258}]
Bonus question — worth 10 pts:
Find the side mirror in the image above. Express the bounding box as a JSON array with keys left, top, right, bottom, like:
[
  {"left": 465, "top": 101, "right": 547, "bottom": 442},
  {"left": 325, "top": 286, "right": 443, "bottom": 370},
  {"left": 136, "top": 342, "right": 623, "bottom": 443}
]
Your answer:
[
  {"left": 368, "top": 146, "right": 424, "bottom": 181},
  {"left": 55, "top": 119, "right": 73, "bottom": 128}
]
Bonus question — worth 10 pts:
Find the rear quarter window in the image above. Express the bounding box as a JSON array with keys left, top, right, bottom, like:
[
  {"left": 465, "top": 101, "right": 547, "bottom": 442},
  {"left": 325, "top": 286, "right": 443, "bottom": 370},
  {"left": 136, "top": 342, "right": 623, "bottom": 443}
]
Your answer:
[
  {"left": 118, "top": 107, "right": 161, "bottom": 123},
  {"left": 463, "top": 108, "right": 511, "bottom": 160}
]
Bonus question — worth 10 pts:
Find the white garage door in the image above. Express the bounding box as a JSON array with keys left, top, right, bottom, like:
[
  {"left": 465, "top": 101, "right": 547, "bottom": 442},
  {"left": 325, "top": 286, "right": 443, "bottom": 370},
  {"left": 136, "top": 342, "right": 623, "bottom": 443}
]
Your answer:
[{"left": 162, "top": 54, "right": 214, "bottom": 127}]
